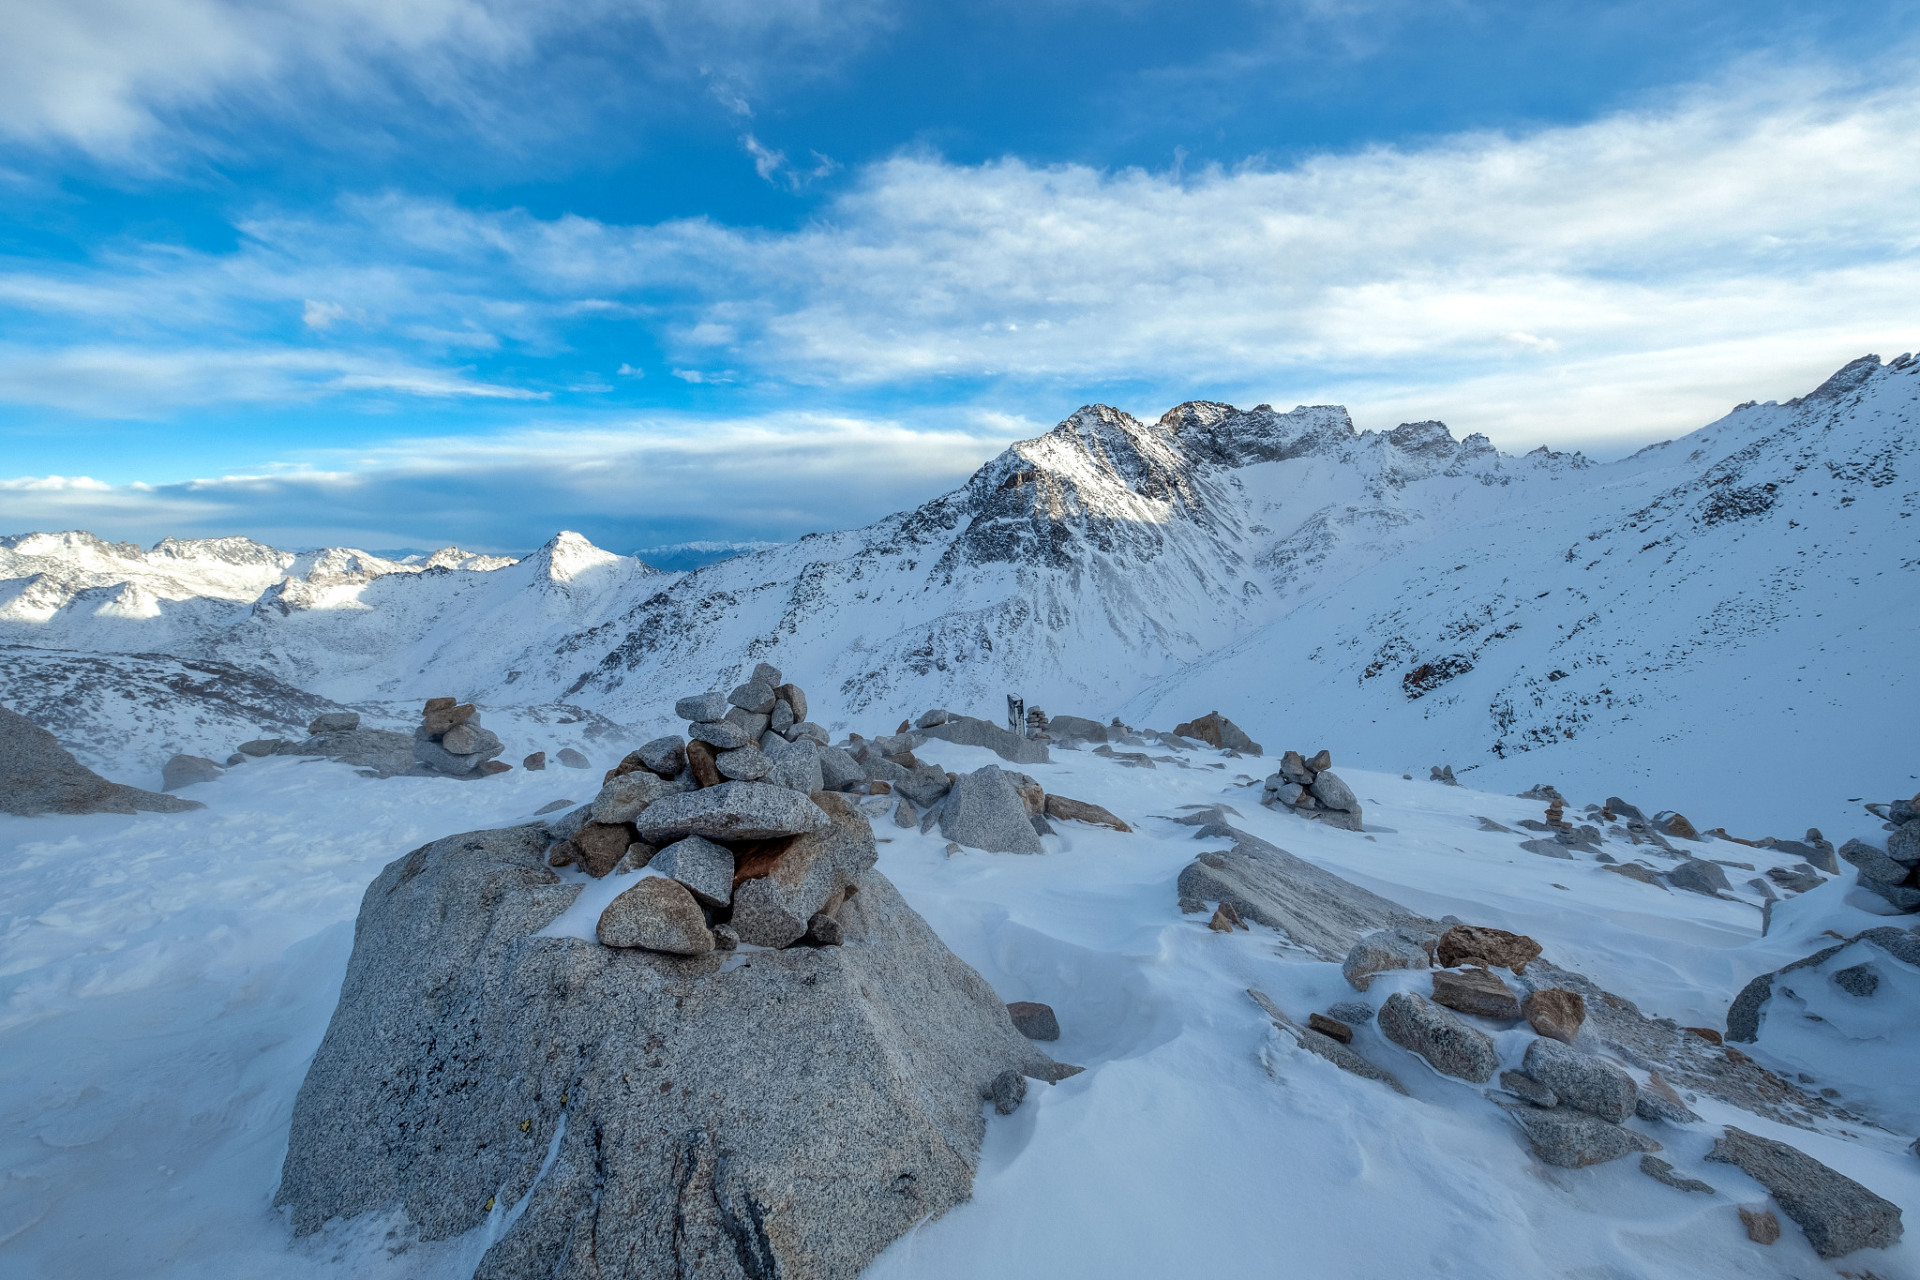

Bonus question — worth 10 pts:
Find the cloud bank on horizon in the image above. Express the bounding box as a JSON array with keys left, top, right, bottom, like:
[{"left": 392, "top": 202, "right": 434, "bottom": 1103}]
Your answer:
[{"left": 2, "top": 0, "right": 1916, "bottom": 553}]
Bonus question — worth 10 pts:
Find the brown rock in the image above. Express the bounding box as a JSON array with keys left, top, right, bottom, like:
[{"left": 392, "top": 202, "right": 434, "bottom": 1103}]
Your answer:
[
  {"left": 479, "top": 759, "right": 512, "bottom": 776},
  {"left": 1208, "top": 902, "right": 1247, "bottom": 932},
  {"left": 1007, "top": 773, "right": 1045, "bottom": 816},
  {"left": 1523, "top": 988, "right": 1587, "bottom": 1043},
  {"left": 773, "top": 683, "right": 807, "bottom": 721},
  {"left": 869, "top": 779, "right": 892, "bottom": 794},
  {"left": 1740, "top": 1207, "right": 1781, "bottom": 1245},
  {"left": 574, "top": 822, "right": 638, "bottom": 877},
  {"left": 523, "top": 751, "right": 547, "bottom": 771},
  {"left": 1663, "top": 812, "right": 1700, "bottom": 840},
  {"left": 547, "top": 839, "right": 580, "bottom": 868},
  {"left": 1432, "top": 967, "right": 1523, "bottom": 1019},
  {"left": 684, "top": 739, "right": 723, "bottom": 788},
  {"left": 889, "top": 750, "right": 922, "bottom": 770},
  {"left": 1043, "top": 794, "right": 1131, "bottom": 831},
  {"left": 596, "top": 877, "right": 714, "bottom": 955},
  {"left": 1006, "top": 1001, "right": 1060, "bottom": 1040},
  {"left": 423, "top": 696, "right": 455, "bottom": 713},
  {"left": 1685, "top": 1025, "right": 1723, "bottom": 1045},
  {"left": 897, "top": 719, "right": 911, "bottom": 734},
  {"left": 422, "top": 702, "right": 476, "bottom": 736},
  {"left": 1436, "top": 924, "right": 1543, "bottom": 973},
  {"left": 1307, "top": 1012, "right": 1354, "bottom": 1043},
  {"left": 1603, "top": 862, "right": 1667, "bottom": 888},
  {"left": 1307, "top": 749, "right": 1332, "bottom": 773},
  {"left": 1174, "top": 713, "right": 1225, "bottom": 747},
  {"left": 805, "top": 912, "right": 845, "bottom": 946}
]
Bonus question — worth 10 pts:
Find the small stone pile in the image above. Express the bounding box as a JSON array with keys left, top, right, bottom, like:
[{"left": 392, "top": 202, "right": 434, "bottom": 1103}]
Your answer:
[
  {"left": 410, "top": 699, "right": 510, "bottom": 778},
  {"left": 1258, "top": 748, "right": 1363, "bottom": 831},
  {"left": 1840, "top": 791, "right": 1920, "bottom": 912}
]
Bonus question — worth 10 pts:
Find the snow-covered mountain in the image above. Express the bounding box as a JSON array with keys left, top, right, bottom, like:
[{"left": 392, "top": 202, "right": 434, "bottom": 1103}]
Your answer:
[{"left": 2, "top": 354, "right": 1914, "bottom": 831}]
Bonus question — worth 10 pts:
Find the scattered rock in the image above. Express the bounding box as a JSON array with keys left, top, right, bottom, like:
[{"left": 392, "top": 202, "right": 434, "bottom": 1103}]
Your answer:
[
  {"left": 596, "top": 876, "right": 714, "bottom": 955},
  {"left": 162, "top": 753, "right": 223, "bottom": 791},
  {"left": 892, "top": 798, "right": 919, "bottom": 828},
  {"left": 1667, "top": 859, "right": 1733, "bottom": 897},
  {"left": 635, "top": 780, "right": 831, "bottom": 844},
  {"left": 523, "top": 751, "right": 546, "bottom": 771},
  {"left": 308, "top": 711, "right": 360, "bottom": 734},
  {"left": 1739, "top": 1206, "right": 1781, "bottom": 1245},
  {"left": 1431, "top": 967, "right": 1522, "bottom": 1019},
  {"left": 237, "top": 738, "right": 283, "bottom": 756},
  {"left": 918, "top": 715, "right": 1050, "bottom": 764},
  {"left": 1660, "top": 812, "right": 1700, "bottom": 840},
  {"left": 1706, "top": 1126, "right": 1905, "bottom": 1258},
  {"left": 1522, "top": 988, "right": 1586, "bottom": 1044},
  {"left": 649, "top": 835, "right": 737, "bottom": 907},
  {"left": 1436, "top": 924, "right": 1541, "bottom": 973},
  {"left": 1635, "top": 1069, "right": 1702, "bottom": 1125},
  {"left": 1499, "top": 1069, "right": 1557, "bottom": 1108},
  {"left": 1170, "top": 712, "right": 1262, "bottom": 754},
  {"left": 1307, "top": 1012, "right": 1353, "bottom": 1044},
  {"left": 1007, "top": 1001, "right": 1060, "bottom": 1041},
  {"left": 1249, "top": 988, "right": 1407, "bottom": 1094},
  {"left": 1500, "top": 1101, "right": 1661, "bottom": 1167},
  {"left": 1326, "top": 1001, "right": 1374, "bottom": 1025},
  {"left": 1208, "top": 901, "right": 1248, "bottom": 932},
  {"left": 1342, "top": 929, "right": 1434, "bottom": 991},
  {"left": 1520, "top": 1037, "right": 1637, "bottom": 1123},
  {"left": 941, "top": 765, "right": 1045, "bottom": 854},
  {"left": 989, "top": 1068, "right": 1027, "bottom": 1115},
  {"left": 1640, "top": 1155, "right": 1715, "bottom": 1193},
  {"left": 556, "top": 747, "right": 589, "bottom": 769},
  {"left": 1602, "top": 862, "right": 1667, "bottom": 888},
  {"left": 1378, "top": 991, "right": 1499, "bottom": 1082},
  {"left": 1430, "top": 765, "right": 1458, "bottom": 785},
  {"left": 1044, "top": 714, "right": 1105, "bottom": 743}
]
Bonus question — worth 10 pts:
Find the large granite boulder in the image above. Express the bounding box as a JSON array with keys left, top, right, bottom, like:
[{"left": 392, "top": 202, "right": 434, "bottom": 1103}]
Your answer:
[
  {"left": 1707, "top": 1126, "right": 1903, "bottom": 1258},
  {"left": 917, "top": 715, "right": 1050, "bottom": 765},
  {"left": 1, "top": 704, "right": 203, "bottom": 816},
  {"left": 277, "top": 823, "right": 1071, "bottom": 1280},
  {"left": 940, "top": 765, "right": 1045, "bottom": 855}
]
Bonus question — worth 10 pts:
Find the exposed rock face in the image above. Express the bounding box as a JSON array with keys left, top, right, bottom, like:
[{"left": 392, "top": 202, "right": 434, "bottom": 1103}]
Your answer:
[
  {"left": 162, "top": 752, "right": 223, "bottom": 790},
  {"left": 1006, "top": 1002, "right": 1060, "bottom": 1041},
  {"left": 1, "top": 704, "right": 204, "bottom": 815},
  {"left": 1378, "top": 991, "right": 1498, "bottom": 1082},
  {"left": 277, "top": 823, "right": 1068, "bottom": 1280},
  {"left": 1706, "top": 1126, "right": 1904, "bottom": 1258},
  {"left": 1640, "top": 1155, "right": 1714, "bottom": 1194}
]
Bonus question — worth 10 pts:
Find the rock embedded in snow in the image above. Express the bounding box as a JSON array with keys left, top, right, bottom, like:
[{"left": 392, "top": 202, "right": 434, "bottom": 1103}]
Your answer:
[
  {"left": 1170, "top": 711, "right": 1262, "bottom": 755},
  {"left": 237, "top": 738, "right": 282, "bottom": 756},
  {"left": 1499, "top": 1069, "right": 1557, "bottom": 1108},
  {"left": 1522, "top": 987, "right": 1586, "bottom": 1043},
  {"left": 1043, "top": 794, "right": 1130, "bottom": 831},
  {"left": 308, "top": 711, "right": 360, "bottom": 734},
  {"left": 1603, "top": 861, "right": 1667, "bottom": 888},
  {"left": 893, "top": 797, "right": 919, "bottom": 827},
  {"left": 1208, "top": 901, "right": 1247, "bottom": 932},
  {"left": 941, "top": 765, "right": 1045, "bottom": 855},
  {"left": 523, "top": 751, "right": 546, "bottom": 770},
  {"left": 1430, "top": 967, "right": 1522, "bottom": 1019},
  {"left": 1307, "top": 1012, "right": 1353, "bottom": 1043},
  {"left": 648, "top": 835, "right": 737, "bottom": 908},
  {"left": 1640, "top": 1155, "right": 1715, "bottom": 1194},
  {"left": 1378, "top": 991, "right": 1499, "bottom": 1082},
  {"left": 1706, "top": 1126, "right": 1904, "bottom": 1258},
  {"left": 556, "top": 746, "right": 589, "bottom": 768},
  {"left": 1519, "top": 1038, "right": 1637, "bottom": 1123},
  {"left": 1044, "top": 713, "right": 1104, "bottom": 742},
  {"left": 636, "top": 781, "right": 831, "bottom": 843},
  {"left": 1740, "top": 1206, "right": 1782, "bottom": 1245},
  {"left": 1326, "top": 1000, "right": 1374, "bottom": 1025},
  {"left": 1665, "top": 858, "right": 1732, "bottom": 897},
  {"left": 1635, "top": 1070, "right": 1702, "bottom": 1125},
  {"left": 1342, "top": 930, "right": 1434, "bottom": 991},
  {"left": 1436, "top": 924, "right": 1541, "bottom": 974},
  {"left": 1006, "top": 1001, "right": 1060, "bottom": 1041},
  {"left": 597, "top": 876, "right": 714, "bottom": 954},
  {"left": 1501, "top": 1101, "right": 1661, "bottom": 1168},
  {"left": 892, "top": 761, "right": 954, "bottom": 809},
  {"left": 1, "top": 704, "right": 204, "bottom": 815},
  {"left": 919, "top": 715, "right": 1050, "bottom": 764},
  {"left": 570, "top": 822, "right": 635, "bottom": 877},
  {"left": 162, "top": 753, "right": 223, "bottom": 791},
  {"left": 990, "top": 1068, "right": 1028, "bottom": 1115}
]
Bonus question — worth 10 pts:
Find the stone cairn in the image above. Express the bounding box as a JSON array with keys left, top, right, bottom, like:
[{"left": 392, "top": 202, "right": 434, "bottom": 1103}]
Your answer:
[
  {"left": 1258, "top": 748, "right": 1364, "bottom": 831},
  {"left": 411, "top": 698, "right": 509, "bottom": 778},
  {"left": 1840, "top": 791, "right": 1920, "bottom": 913}
]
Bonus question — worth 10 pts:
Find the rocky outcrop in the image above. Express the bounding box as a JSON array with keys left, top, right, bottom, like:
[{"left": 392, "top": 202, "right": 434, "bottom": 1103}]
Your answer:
[
  {"left": 1706, "top": 1127, "right": 1903, "bottom": 1258},
  {"left": 917, "top": 714, "right": 1051, "bottom": 765},
  {"left": 1169, "top": 711, "right": 1261, "bottom": 755},
  {"left": 276, "top": 822, "right": 1073, "bottom": 1280},
  {"left": 1726, "top": 926, "right": 1920, "bottom": 1043},
  {"left": 1, "top": 703, "right": 204, "bottom": 816},
  {"left": 1257, "top": 748, "right": 1362, "bottom": 830}
]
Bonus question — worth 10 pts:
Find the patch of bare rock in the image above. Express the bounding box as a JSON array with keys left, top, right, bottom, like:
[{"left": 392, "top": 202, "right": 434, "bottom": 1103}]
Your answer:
[{"left": 2, "top": 702, "right": 204, "bottom": 815}]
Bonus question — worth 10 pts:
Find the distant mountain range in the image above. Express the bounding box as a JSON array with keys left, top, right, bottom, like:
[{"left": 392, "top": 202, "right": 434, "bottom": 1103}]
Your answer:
[{"left": 4, "top": 354, "right": 1914, "bottom": 830}]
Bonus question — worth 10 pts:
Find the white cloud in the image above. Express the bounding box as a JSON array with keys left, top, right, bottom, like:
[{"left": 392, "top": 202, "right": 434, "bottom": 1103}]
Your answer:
[{"left": 302, "top": 299, "right": 354, "bottom": 330}]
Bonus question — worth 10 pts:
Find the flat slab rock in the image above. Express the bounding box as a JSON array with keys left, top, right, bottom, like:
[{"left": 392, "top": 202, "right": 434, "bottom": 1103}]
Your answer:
[
  {"left": 277, "top": 823, "right": 1072, "bottom": 1280},
  {"left": 1, "top": 704, "right": 203, "bottom": 816},
  {"left": 1706, "top": 1126, "right": 1904, "bottom": 1258}
]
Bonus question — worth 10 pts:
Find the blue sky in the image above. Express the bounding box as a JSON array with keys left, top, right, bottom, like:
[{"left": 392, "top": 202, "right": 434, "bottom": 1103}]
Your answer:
[{"left": 3, "top": 0, "right": 1918, "bottom": 556}]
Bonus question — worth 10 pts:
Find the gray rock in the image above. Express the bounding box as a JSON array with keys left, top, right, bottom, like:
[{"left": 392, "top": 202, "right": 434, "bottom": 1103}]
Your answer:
[
  {"left": 871, "top": 731, "right": 921, "bottom": 759},
  {"left": 556, "top": 747, "right": 590, "bottom": 769},
  {"left": 1500, "top": 1101, "right": 1661, "bottom": 1167},
  {"left": 1603, "top": 861, "right": 1667, "bottom": 888},
  {"left": 805, "top": 911, "right": 845, "bottom": 946},
  {"left": 787, "top": 721, "right": 830, "bottom": 746},
  {"left": 715, "top": 743, "right": 774, "bottom": 781},
  {"left": 1179, "top": 830, "right": 1432, "bottom": 963},
  {"left": 522, "top": 751, "right": 546, "bottom": 771},
  {"left": 1499, "top": 1069, "right": 1557, "bottom": 1107},
  {"left": 914, "top": 708, "right": 951, "bottom": 729},
  {"left": 769, "top": 698, "right": 795, "bottom": 734},
  {"left": 635, "top": 781, "right": 832, "bottom": 843},
  {"left": 1666, "top": 859, "right": 1732, "bottom": 896},
  {"left": 765, "top": 737, "right": 825, "bottom": 794},
  {"left": 731, "top": 791, "right": 879, "bottom": 947},
  {"left": 1520, "top": 1037, "right": 1636, "bottom": 1123},
  {"left": 893, "top": 762, "right": 954, "bottom": 809},
  {"left": 1839, "top": 838, "right": 1908, "bottom": 885},
  {"left": 308, "top": 711, "right": 361, "bottom": 734},
  {"left": 412, "top": 734, "right": 483, "bottom": 775},
  {"left": 817, "top": 743, "right": 866, "bottom": 790},
  {"left": 162, "top": 753, "right": 223, "bottom": 791},
  {"left": 1044, "top": 714, "right": 1106, "bottom": 743},
  {"left": 863, "top": 755, "right": 911, "bottom": 786},
  {"left": 1249, "top": 988, "right": 1406, "bottom": 1094},
  {"left": 237, "top": 738, "right": 284, "bottom": 756},
  {"left": 918, "top": 715, "right": 1051, "bottom": 765},
  {"left": 711, "top": 923, "right": 740, "bottom": 950},
  {"left": 0, "top": 706, "right": 204, "bottom": 815},
  {"left": 597, "top": 876, "right": 714, "bottom": 954},
  {"left": 773, "top": 683, "right": 808, "bottom": 721},
  {"left": 283, "top": 727, "right": 418, "bottom": 777},
  {"left": 750, "top": 662, "right": 782, "bottom": 686},
  {"left": 225, "top": 752, "right": 248, "bottom": 766},
  {"left": 1640, "top": 1155, "right": 1715, "bottom": 1194},
  {"left": 1766, "top": 864, "right": 1827, "bottom": 894},
  {"left": 1635, "top": 1070, "right": 1702, "bottom": 1125},
  {"left": 1833, "top": 963, "right": 1880, "bottom": 997},
  {"left": 589, "top": 770, "right": 686, "bottom": 825},
  {"left": 1342, "top": 930, "right": 1434, "bottom": 991},
  {"left": 1888, "top": 822, "right": 1920, "bottom": 864},
  {"left": 1265, "top": 779, "right": 1308, "bottom": 808},
  {"left": 1030, "top": 813, "right": 1054, "bottom": 836},
  {"left": 1860, "top": 879, "right": 1920, "bottom": 909},
  {"left": 1309, "top": 769, "right": 1361, "bottom": 814},
  {"left": 688, "top": 719, "right": 753, "bottom": 751},
  {"left": 440, "top": 721, "right": 501, "bottom": 758},
  {"left": 1006, "top": 1001, "right": 1060, "bottom": 1041},
  {"left": 276, "top": 823, "right": 1067, "bottom": 1280},
  {"left": 940, "top": 765, "right": 1045, "bottom": 854},
  {"left": 728, "top": 680, "right": 777, "bottom": 715},
  {"left": 724, "top": 706, "right": 772, "bottom": 740},
  {"left": 636, "top": 735, "right": 688, "bottom": 777},
  {"left": 1605, "top": 797, "right": 1647, "bottom": 822},
  {"left": 674, "top": 691, "right": 729, "bottom": 722},
  {"left": 1706, "top": 1126, "right": 1904, "bottom": 1258},
  {"left": 649, "top": 835, "right": 737, "bottom": 908},
  {"left": 1326, "top": 1001, "right": 1374, "bottom": 1025},
  {"left": 1378, "top": 991, "right": 1499, "bottom": 1082},
  {"left": 533, "top": 799, "right": 574, "bottom": 816},
  {"left": 990, "top": 1068, "right": 1027, "bottom": 1115}
]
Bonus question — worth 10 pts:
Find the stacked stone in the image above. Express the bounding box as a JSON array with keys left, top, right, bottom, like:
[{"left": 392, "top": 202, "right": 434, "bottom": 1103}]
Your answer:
[
  {"left": 1839, "top": 792, "right": 1920, "bottom": 912},
  {"left": 411, "top": 698, "right": 509, "bottom": 778},
  {"left": 1259, "top": 748, "right": 1363, "bottom": 831}
]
